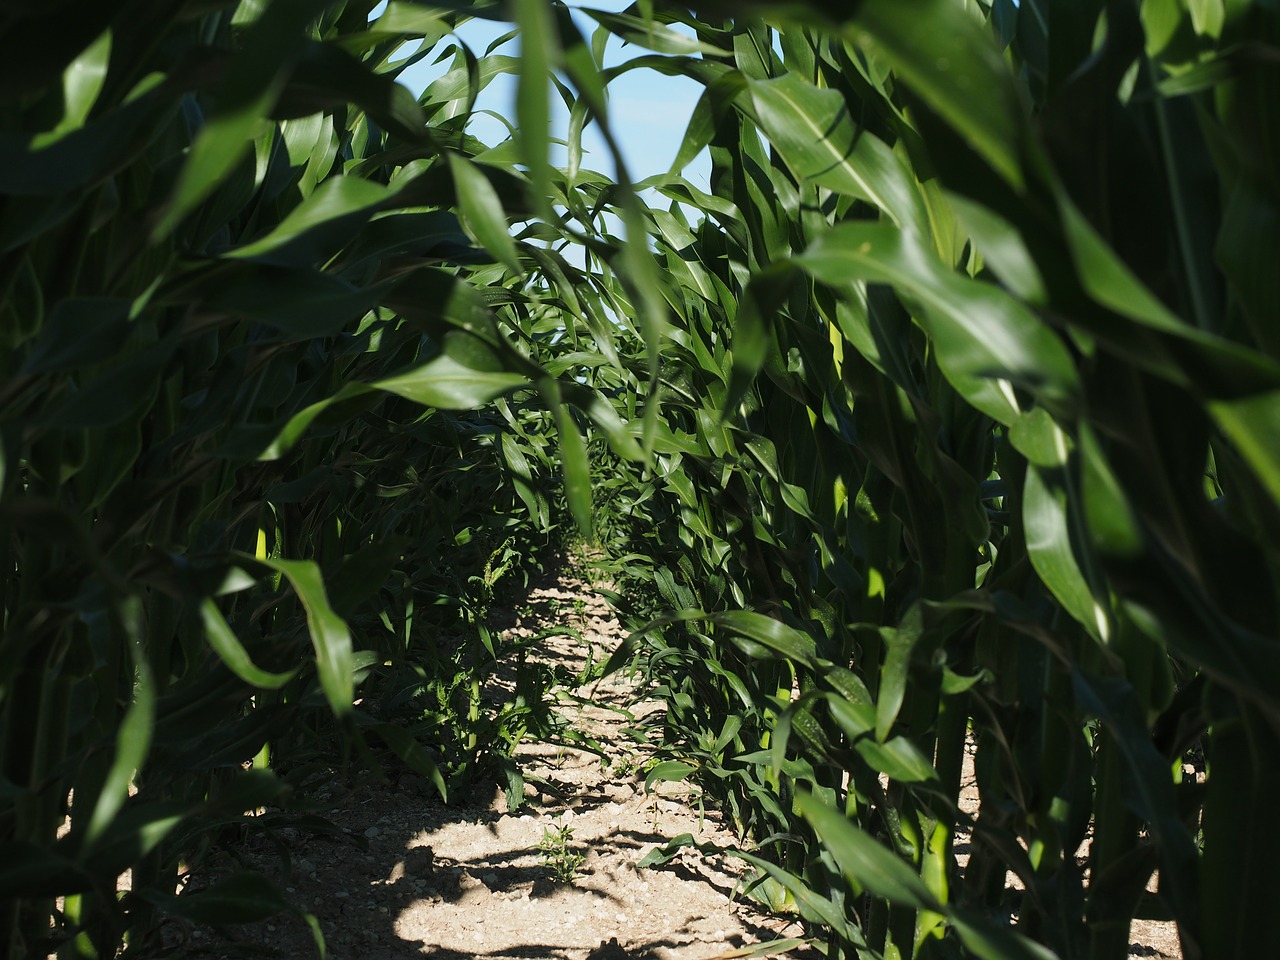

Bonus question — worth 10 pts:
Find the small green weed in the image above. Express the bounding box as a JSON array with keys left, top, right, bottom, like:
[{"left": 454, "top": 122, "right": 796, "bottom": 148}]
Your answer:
[
  {"left": 538, "top": 817, "right": 586, "bottom": 884},
  {"left": 601, "top": 750, "right": 641, "bottom": 778}
]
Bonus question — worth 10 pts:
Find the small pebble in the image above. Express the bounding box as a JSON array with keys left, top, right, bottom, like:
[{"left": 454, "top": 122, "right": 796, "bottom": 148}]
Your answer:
[{"left": 364, "top": 826, "right": 380, "bottom": 839}]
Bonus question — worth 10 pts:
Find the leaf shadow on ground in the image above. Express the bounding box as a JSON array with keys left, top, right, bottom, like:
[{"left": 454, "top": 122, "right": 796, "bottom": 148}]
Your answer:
[{"left": 170, "top": 568, "right": 816, "bottom": 959}]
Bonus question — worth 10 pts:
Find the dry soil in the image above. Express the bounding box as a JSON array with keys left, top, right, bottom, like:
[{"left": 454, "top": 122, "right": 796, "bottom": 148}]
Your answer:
[{"left": 166, "top": 568, "right": 1183, "bottom": 960}]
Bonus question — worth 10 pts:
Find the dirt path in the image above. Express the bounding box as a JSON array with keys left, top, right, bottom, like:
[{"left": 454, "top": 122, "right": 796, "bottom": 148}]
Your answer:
[
  {"left": 172, "top": 567, "right": 1181, "bottom": 960},
  {"left": 184, "top": 572, "right": 813, "bottom": 959}
]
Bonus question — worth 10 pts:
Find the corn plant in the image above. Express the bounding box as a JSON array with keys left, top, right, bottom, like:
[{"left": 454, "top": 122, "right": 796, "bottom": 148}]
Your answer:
[
  {"left": 568, "top": 2, "right": 1280, "bottom": 959},
  {"left": 0, "top": 1, "right": 640, "bottom": 955},
  {"left": 5, "top": 1, "right": 1280, "bottom": 959}
]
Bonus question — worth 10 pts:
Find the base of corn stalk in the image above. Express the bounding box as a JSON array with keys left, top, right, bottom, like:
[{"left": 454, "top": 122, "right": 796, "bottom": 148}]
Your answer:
[{"left": 951, "top": 737, "right": 1185, "bottom": 960}]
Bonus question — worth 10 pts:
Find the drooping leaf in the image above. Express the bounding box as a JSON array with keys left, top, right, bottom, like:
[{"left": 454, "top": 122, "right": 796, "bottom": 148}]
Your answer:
[
  {"left": 710, "top": 610, "right": 819, "bottom": 668},
  {"left": 200, "top": 600, "right": 299, "bottom": 690},
  {"left": 226, "top": 176, "right": 390, "bottom": 267},
  {"left": 448, "top": 152, "right": 521, "bottom": 274},
  {"left": 853, "top": 0, "right": 1029, "bottom": 188},
  {"left": 749, "top": 72, "right": 926, "bottom": 233},
  {"left": 798, "top": 221, "right": 1079, "bottom": 420},
  {"left": 249, "top": 556, "right": 352, "bottom": 718},
  {"left": 797, "top": 790, "right": 941, "bottom": 911},
  {"left": 158, "top": 872, "right": 291, "bottom": 925},
  {"left": 375, "top": 352, "right": 529, "bottom": 410}
]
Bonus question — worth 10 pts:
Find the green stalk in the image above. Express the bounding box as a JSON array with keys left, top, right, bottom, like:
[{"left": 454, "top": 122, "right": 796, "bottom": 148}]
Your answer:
[
  {"left": 1200, "top": 701, "right": 1280, "bottom": 957},
  {"left": 1086, "top": 729, "right": 1138, "bottom": 959},
  {"left": 1147, "top": 59, "right": 1212, "bottom": 333}
]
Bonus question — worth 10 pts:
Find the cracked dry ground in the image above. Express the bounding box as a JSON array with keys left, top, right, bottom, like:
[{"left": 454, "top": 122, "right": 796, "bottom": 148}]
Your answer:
[{"left": 182, "top": 573, "right": 816, "bottom": 960}]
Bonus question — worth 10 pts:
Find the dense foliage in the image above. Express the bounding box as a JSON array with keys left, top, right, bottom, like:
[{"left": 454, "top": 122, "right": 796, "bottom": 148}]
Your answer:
[
  {"left": 0, "top": 2, "right": 610, "bottom": 954},
  {"left": 592, "top": 3, "right": 1280, "bottom": 959},
  {"left": 3, "top": 1, "right": 1279, "bottom": 959}
]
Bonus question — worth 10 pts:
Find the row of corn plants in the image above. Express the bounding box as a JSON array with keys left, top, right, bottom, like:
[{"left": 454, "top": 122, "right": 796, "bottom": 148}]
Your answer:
[
  {"left": 564, "top": 2, "right": 1280, "bottom": 959},
  {"left": 6, "top": 0, "right": 1280, "bottom": 958},
  {"left": 0, "top": 1, "right": 662, "bottom": 955}
]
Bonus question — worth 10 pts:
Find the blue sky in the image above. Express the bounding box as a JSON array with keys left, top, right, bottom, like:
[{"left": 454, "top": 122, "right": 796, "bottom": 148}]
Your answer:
[{"left": 388, "top": 1, "right": 711, "bottom": 190}]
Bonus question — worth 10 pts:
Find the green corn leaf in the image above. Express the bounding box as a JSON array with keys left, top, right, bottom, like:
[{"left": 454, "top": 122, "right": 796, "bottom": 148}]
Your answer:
[
  {"left": 948, "top": 192, "right": 1047, "bottom": 305},
  {"left": 827, "top": 695, "right": 876, "bottom": 740},
  {"left": 638, "top": 833, "right": 715, "bottom": 870},
  {"left": 255, "top": 382, "right": 375, "bottom": 462},
  {"left": 709, "top": 610, "right": 819, "bottom": 668},
  {"left": 797, "top": 789, "right": 941, "bottom": 912},
  {"left": 1077, "top": 423, "right": 1145, "bottom": 560},
  {"left": 554, "top": 400, "right": 594, "bottom": 537},
  {"left": 154, "top": 0, "right": 329, "bottom": 238},
  {"left": 225, "top": 175, "right": 390, "bottom": 267},
  {"left": 1207, "top": 390, "right": 1280, "bottom": 509},
  {"left": 854, "top": 736, "right": 938, "bottom": 784},
  {"left": 448, "top": 152, "right": 521, "bottom": 275},
  {"left": 375, "top": 352, "right": 529, "bottom": 410},
  {"left": 724, "top": 265, "right": 790, "bottom": 420},
  {"left": 365, "top": 1, "right": 450, "bottom": 39},
  {"left": 797, "top": 221, "right": 1079, "bottom": 421},
  {"left": 874, "top": 623, "right": 916, "bottom": 741},
  {"left": 1058, "top": 197, "right": 1280, "bottom": 394},
  {"left": 583, "top": 9, "right": 725, "bottom": 56},
  {"left": 748, "top": 72, "right": 927, "bottom": 233},
  {"left": 1024, "top": 461, "right": 1111, "bottom": 644},
  {"left": 249, "top": 556, "right": 352, "bottom": 719},
  {"left": 949, "top": 909, "right": 1063, "bottom": 960},
  {"left": 734, "top": 850, "right": 864, "bottom": 944},
  {"left": 39, "top": 28, "right": 112, "bottom": 144},
  {"left": 644, "top": 760, "right": 699, "bottom": 792},
  {"left": 281, "top": 41, "right": 429, "bottom": 142},
  {"left": 821, "top": 664, "right": 875, "bottom": 706},
  {"left": 86, "top": 598, "right": 154, "bottom": 847},
  {"left": 0, "top": 4, "right": 118, "bottom": 103},
  {"left": 1057, "top": 197, "right": 1187, "bottom": 336},
  {"left": 200, "top": 600, "right": 299, "bottom": 690},
  {"left": 159, "top": 872, "right": 291, "bottom": 925},
  {"left": 513, "top": 0, "right": 556, "bottom": 220},
  {"left": 853, "top": 0, "right": 1028, "bottom": 188},
  {"left": 371, "top": 723, "right": 447, "bottom": 801}
]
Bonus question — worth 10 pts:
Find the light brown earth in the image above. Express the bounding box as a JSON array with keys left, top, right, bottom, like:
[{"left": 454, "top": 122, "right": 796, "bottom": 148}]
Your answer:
[
  {"left": 168, "top": 575, "right": 815, "bottom": 960},
  {"left": 160, "top": 568, "right": 1182, "bottom": 960}
]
